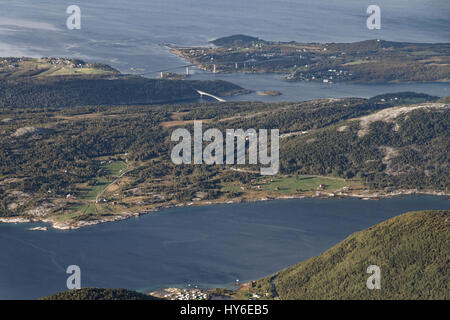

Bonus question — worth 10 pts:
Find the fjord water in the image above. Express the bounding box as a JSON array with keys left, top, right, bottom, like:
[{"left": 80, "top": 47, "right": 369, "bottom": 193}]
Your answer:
[
  {"left": 0, "top": 196, "right": 449, "bottom": 299},
  {"left": 1, "top": 0, "right": 449, "bottom": 300},
  {"left": 1, "top": 0, "right": 449, "bottom": 99}
]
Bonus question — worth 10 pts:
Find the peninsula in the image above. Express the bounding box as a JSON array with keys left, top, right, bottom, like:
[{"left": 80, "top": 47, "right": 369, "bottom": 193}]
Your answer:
[
  {"left": 0, "top": 59, "right": 447, "bottom": 230},
  {"left": 171, "top": 35, "right": 450, "bottom": 83}
]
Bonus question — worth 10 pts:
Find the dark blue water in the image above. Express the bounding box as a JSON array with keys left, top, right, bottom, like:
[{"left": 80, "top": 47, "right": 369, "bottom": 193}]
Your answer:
[
  {"left": 1, "top": 0, "right": 449, "bottom": 99},
  {"left": 0, "top": 195, "right": 448, "bottom": 299},
  {"left": 193, "top": 73, "right": 450, "bottom": 102},
  {"left": 1, "top": 0, "right": 449, "bottom": 300}
]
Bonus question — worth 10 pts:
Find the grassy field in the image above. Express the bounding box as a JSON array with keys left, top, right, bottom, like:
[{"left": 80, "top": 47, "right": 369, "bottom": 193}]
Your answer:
[
  {"left": 68, "top": 161, "right": 128, "bottom": 216},
  {"left": 261, "top": 175, "right": 356, "bottom": 193},
  {"left": 82, "top": 161, "right": 127, "bottom": 201},
  {"left": 84, "top": 180, "right": 110, "bottom": 201},
  {"left": 102, "top": 161, "right": 127, "bottom": 176},
  {"left": 53, "top": 212, "right": 81, "bottom": 223},
  {"left": 83, "top": 203, "right": 98, "bottom": 214},
  {"left": 410, "top": 50, "right": 438, "bottom": 56},
  {"left": 37, "top": 66, "right": 114, "bottom": 77},
  {"left": 0, "top": 58, "right": 118, "bottom": 79},
  {"left": 343, "top": 59, "right": 372, "bottom": 66}
]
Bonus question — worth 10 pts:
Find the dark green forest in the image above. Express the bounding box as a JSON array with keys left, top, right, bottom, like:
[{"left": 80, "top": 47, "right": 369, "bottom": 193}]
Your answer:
[
  {"left": 41, "top": 288, "right": 160, "bottom": 300},
  {"left": 280, "top": 108, "right": 449, "bottom": 190},
  {"left": 0, "top": 76, "right": 247, "bottom": 109},
  {"left": 0, "top": 89, "right": 447, "bottom": 221},
  {"left": 246, "top": 210, "right": 449, "bottom": 300}
]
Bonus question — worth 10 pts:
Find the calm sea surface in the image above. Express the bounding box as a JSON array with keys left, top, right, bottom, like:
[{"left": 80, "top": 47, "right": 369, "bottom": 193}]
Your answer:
[
  {"left": 0, "top": 196, "right": 448, "bottom": 299},
  {"left": 1, "top": 0, "right": 449, "bottom": 99}
]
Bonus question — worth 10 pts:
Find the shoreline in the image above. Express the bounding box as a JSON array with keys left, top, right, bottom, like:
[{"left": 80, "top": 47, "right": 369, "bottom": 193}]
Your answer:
[
  {"left": 0, "top": 189, "right": 447, "bottom": 231},
  {"left": 168, "top": 46, "right": 450, "bottom": 85}
]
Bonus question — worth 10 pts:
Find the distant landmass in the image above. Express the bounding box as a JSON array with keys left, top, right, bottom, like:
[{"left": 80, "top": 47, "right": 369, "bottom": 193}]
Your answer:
[
  {"left": 172, "top": 35, "right": 450, "bottom": 83},
  {"left": 210, "top": 34, "right": 264, "bottom": 47},
  {"left": 0, "top": 57, "right": 249, "bottom": 108}
]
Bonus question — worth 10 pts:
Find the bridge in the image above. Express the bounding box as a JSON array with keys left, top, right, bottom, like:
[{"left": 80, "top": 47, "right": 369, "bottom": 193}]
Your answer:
[
  {"left": 196, "top": 90, "right": 226, "bottom": 102},
  {"left": 137, "top": 64, "right": 196, "bottom": 77},
  {"left": 136, "top": 52, "right": 294, "bottom": 78}
]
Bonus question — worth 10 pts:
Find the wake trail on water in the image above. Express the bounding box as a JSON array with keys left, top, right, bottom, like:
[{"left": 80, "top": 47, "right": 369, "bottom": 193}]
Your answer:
[{"left": 0, "top": 233, "right": 65, "bottom": 272}]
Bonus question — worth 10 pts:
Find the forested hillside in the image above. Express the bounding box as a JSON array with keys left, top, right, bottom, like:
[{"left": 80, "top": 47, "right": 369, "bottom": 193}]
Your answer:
[
  {"left": 280, "top": 103, "right": 449, "bottom": 190},
  {"left": 0, "top": 77, "right": 247, "bottom": 108},
  {"left": 0, "top": 57, "right": 248, "bottom": 108},
  {"left": 0, "top": 92, "right": 447, "bottom": 228},
  {"left": 41, "top": 288, "right": 159, "bottom": 300},
  {"left": 243, "top": 210, "right": 449, "bottom": 300}
]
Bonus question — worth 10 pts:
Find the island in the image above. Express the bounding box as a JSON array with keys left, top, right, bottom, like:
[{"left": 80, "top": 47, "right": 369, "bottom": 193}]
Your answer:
[
  {"left": 258, "top": 90, "right": 282, "bottom": 96},
  {"left": 170, "top": 35, "right": 450, "bottom": 83}
]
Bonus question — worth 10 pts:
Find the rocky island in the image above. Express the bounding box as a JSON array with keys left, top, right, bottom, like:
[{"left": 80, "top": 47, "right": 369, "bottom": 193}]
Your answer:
[{"left": 258, "top": 90, "right": 282, "bottom": 96}]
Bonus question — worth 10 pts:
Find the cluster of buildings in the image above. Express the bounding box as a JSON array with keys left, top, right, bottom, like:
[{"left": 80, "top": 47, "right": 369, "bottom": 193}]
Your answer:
[
  {"left": 0, "top": 57, "right": 87, "bottom": 72},
  {"left": 288, "top": 68, "right": 352, "bottom": 83},
  {"left": 1, "top": 57, "right": 24, "bottom": 69},
  {"left": 44, "top": 57, "right": 85, "bottom": 68},
  {"left": 150, "top": 287, "right": 209, "bottom": 300}
]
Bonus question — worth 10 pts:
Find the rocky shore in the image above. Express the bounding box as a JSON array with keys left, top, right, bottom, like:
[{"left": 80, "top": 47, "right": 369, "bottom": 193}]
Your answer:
[{"left": 0, "top": 189, "right": 447, "bottom": 231}]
